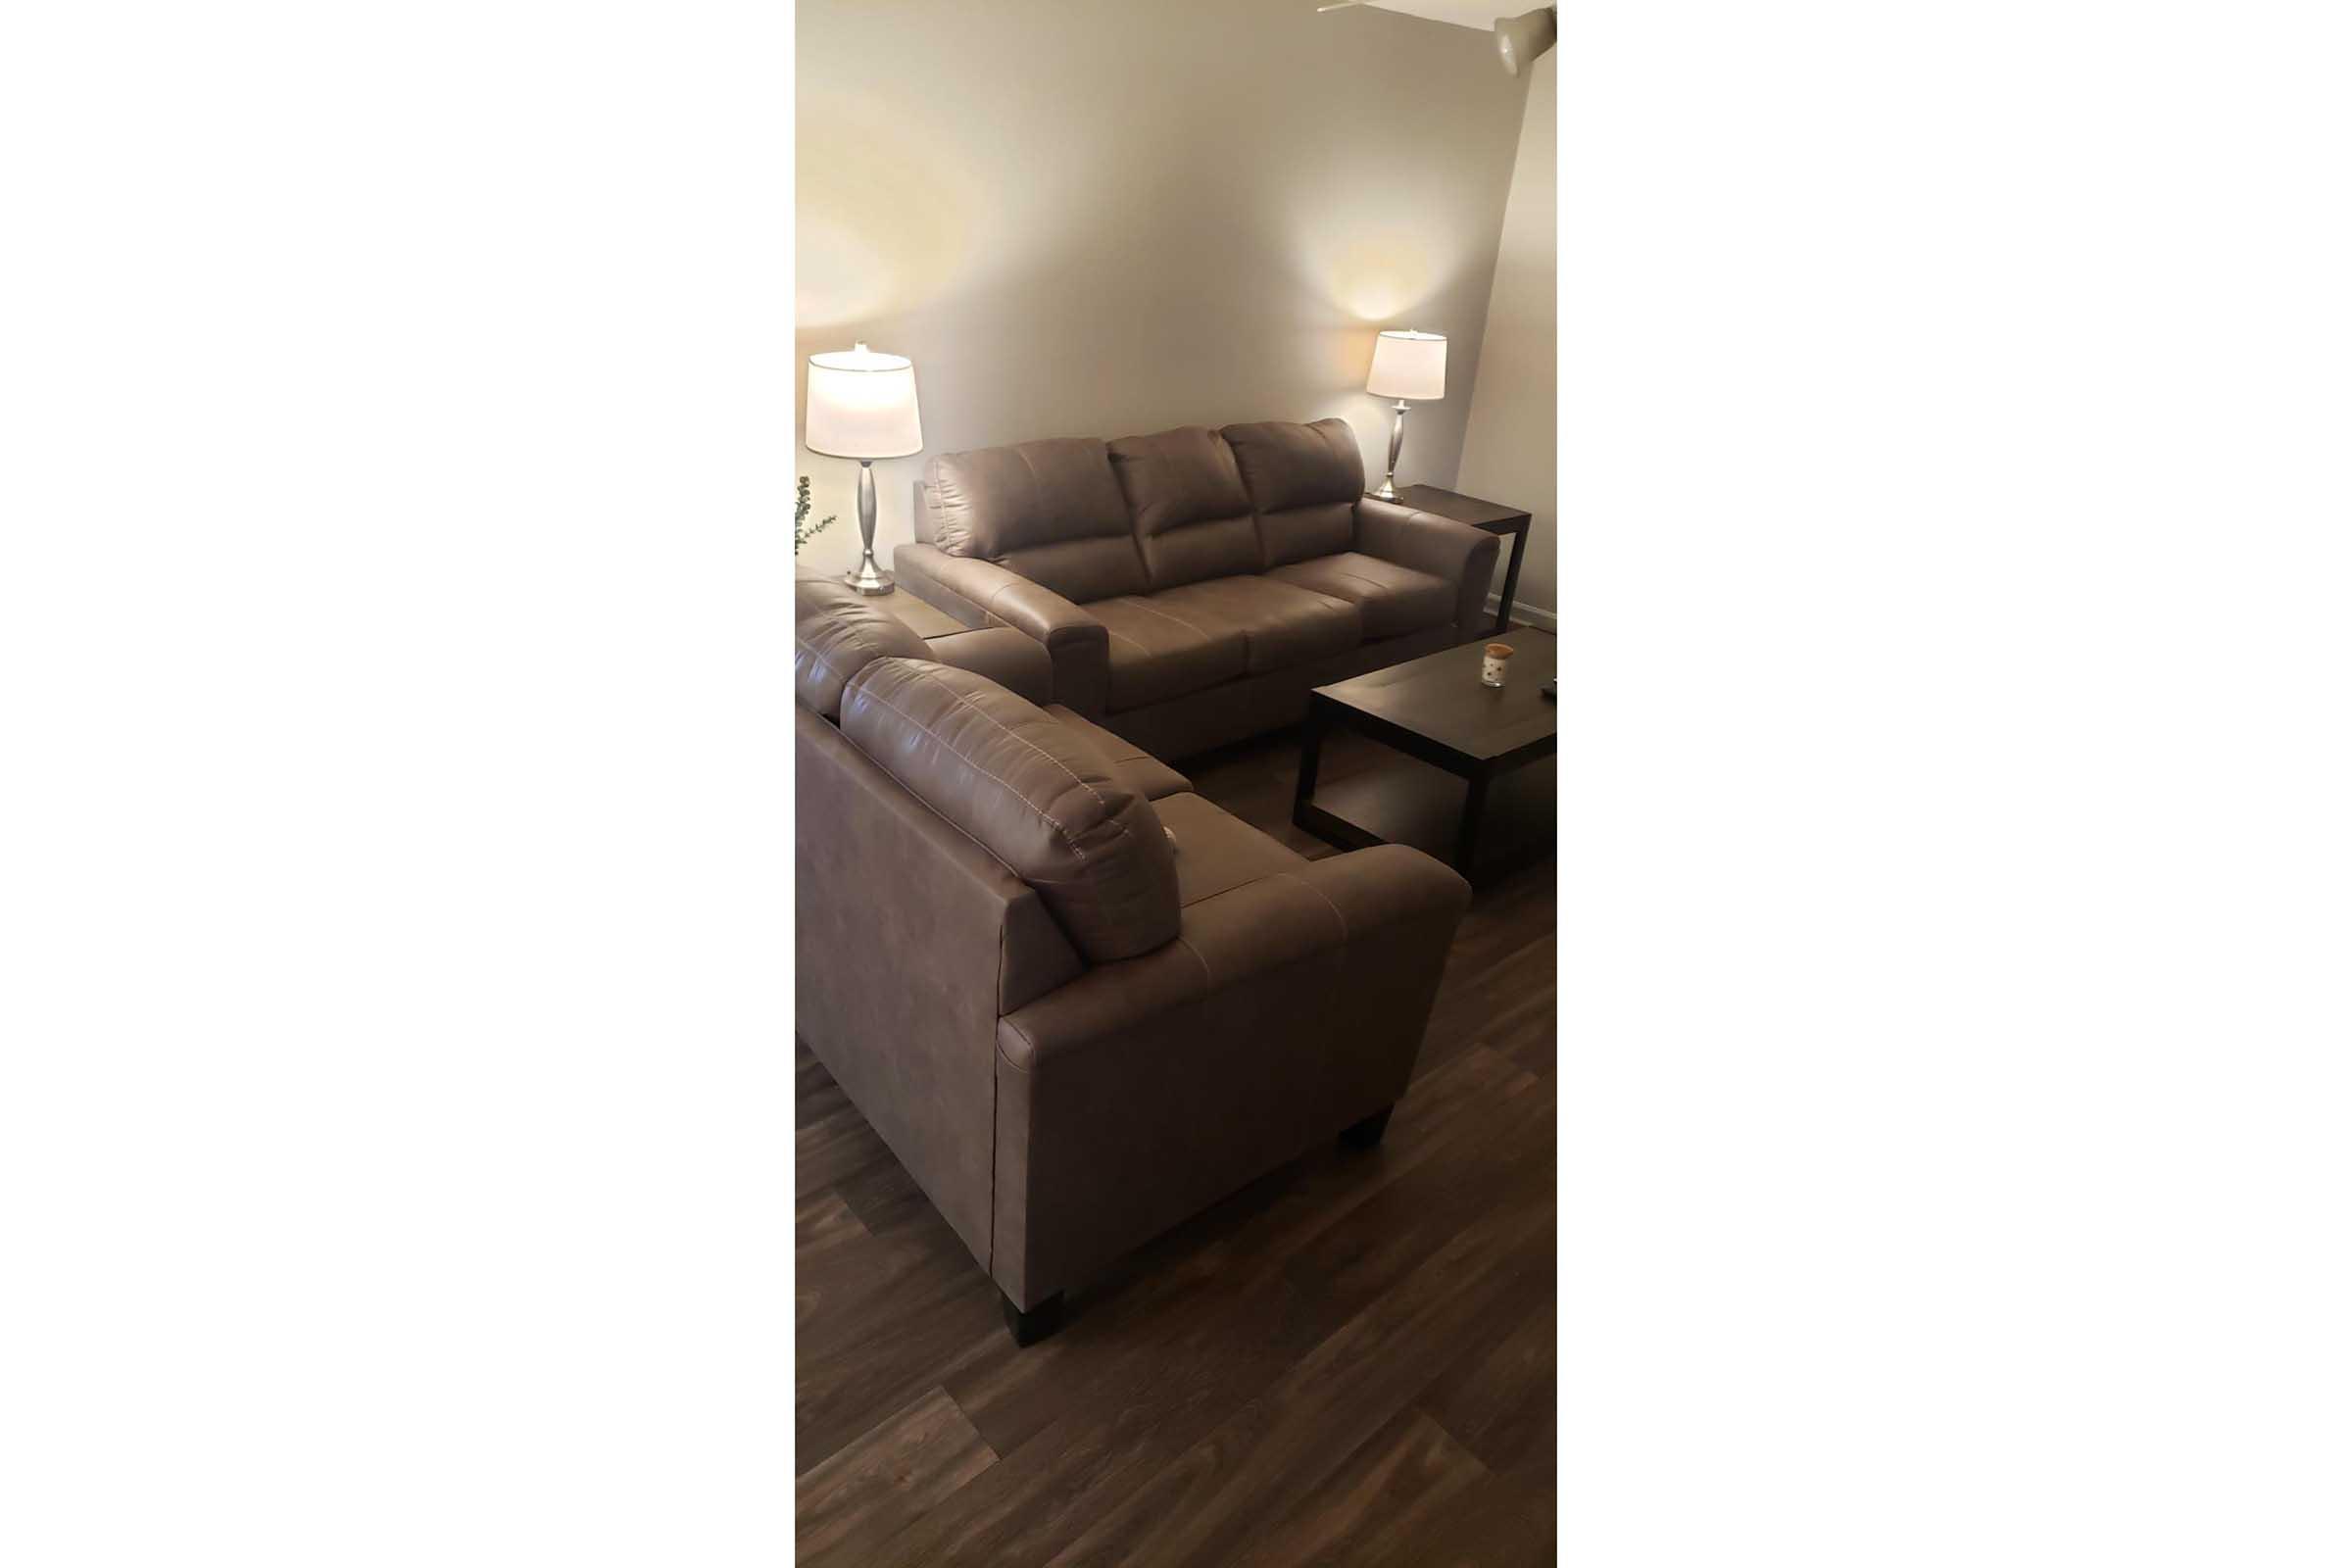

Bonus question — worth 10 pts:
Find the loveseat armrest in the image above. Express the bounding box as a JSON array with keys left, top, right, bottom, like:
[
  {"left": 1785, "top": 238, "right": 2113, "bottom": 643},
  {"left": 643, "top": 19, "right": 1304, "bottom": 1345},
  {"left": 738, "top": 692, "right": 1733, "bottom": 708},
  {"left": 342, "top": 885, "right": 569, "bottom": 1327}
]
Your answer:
[
  {"left": 893, "top": 543, "right": 1110, "bottom": 715},
  {"left": 1001, "top": 845, "right": 1467, "bottom": 1068},
  {"left": 1354, "top": 497, "right": 1501, "bottom": 637},
  {"left": 988, "top": 847, "right": 1468, "bottom": 1306}
]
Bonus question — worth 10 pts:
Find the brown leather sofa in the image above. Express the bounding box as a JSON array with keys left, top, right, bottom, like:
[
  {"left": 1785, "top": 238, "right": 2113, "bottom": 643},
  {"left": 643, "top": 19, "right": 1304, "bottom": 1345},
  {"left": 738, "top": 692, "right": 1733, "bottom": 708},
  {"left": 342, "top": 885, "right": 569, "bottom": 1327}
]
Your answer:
[
  {"left": 795, "top": 580, "right": 1471, "bottom": 1345},
  {"left": 894, "top": 417, "right": 1501, "bottom": 760}
]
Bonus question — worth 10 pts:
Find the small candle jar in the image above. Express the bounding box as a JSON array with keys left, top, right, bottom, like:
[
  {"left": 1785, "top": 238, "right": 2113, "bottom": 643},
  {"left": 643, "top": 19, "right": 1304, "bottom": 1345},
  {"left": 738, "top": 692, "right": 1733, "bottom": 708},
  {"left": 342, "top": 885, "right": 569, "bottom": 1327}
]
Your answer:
[{"left": 1481, "top": 642, "right": 1515, "bottom": 688}]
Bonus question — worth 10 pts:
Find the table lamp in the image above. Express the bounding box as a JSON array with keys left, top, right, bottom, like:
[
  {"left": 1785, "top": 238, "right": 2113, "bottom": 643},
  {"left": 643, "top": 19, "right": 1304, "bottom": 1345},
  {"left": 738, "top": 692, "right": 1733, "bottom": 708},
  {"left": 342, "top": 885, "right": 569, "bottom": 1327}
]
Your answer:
[
  {"left": 1365, "top": 329, "right": 1446, "bottom": 501},
  {"left": 806, "top": 342, "right": 923, "bottom": 595}
]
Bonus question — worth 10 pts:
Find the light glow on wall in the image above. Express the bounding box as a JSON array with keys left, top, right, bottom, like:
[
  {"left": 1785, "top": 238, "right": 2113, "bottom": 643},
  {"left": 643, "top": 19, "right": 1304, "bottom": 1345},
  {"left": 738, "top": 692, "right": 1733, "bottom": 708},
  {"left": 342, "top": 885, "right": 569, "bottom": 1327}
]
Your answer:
[{"left": 796, "top": 86, "right": 980, "bottom": 330}]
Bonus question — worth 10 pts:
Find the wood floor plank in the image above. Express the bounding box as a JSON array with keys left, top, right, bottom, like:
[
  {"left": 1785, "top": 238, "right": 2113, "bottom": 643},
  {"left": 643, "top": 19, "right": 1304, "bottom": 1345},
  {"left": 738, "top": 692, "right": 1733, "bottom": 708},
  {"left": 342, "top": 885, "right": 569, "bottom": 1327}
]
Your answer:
[
  {"left": 795, "top": 1223, "right": 1004, "bottom": 1475},
  {"left": 796, "top": 1045, "right": 852, "bottom": 1131},
  {"left": 1371, "top": 1469, "right": 1555, "bottom": 1567},
  {"left": 1225, "top": 1405, "right": 1490, "bottom": 1568},
  {"left": 794, "top": 1385, "right": 1000, "bottom": 1559},
  {"left": 795, "top": 725, "right": 1556, "bottom": 1563},
  {"left": 830, "top": 1146, "right": 943, "bottom": 1239},
  {"left": 795, "top": 1095, "right": 898, "bottom": 1193},
  {"left": 1419, "top": 1283, "right": 1556, "bottom": 1484},
  {"left": 794, "top": 1189, "right": 875, "bottom": 1330},
  {"left": 944, "top": 1044, "right": 1537, "bottom": 1459},
  {"left": 1035, "top": 1125, "right": 1555, "bottom": 1568},
  {"left": 838, "top": 1048, "right": 1543, "bottom": 1568}
]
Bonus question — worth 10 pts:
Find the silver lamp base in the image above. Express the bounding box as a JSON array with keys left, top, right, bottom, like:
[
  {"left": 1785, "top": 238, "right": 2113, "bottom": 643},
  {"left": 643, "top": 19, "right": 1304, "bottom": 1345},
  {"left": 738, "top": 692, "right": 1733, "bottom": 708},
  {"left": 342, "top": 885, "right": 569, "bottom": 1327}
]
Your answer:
[
  {"left": 842, "top": 458, "right": 895, "bottom": 596},
  {"left": 1370, "top": 399, "right": 1409, "bottom": 501},
  {"left": 844, "top": 557, "right": 895, "bottom": 595}
]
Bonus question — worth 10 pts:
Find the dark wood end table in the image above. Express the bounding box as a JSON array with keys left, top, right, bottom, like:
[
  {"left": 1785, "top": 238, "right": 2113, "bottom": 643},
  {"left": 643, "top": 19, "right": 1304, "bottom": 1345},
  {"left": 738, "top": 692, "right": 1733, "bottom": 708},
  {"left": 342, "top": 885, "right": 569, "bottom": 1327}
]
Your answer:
[
  {"left": 1389, "top": 483, "right": 1534, "bottom": 636},
  {"left": 1292, "top": 629, "right": 1555, "bottom": 886}
]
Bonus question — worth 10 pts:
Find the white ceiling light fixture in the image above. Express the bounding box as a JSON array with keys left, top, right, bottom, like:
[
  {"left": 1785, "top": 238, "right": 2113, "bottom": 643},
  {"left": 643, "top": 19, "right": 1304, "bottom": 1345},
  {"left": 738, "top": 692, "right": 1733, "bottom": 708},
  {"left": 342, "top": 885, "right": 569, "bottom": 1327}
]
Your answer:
[{"left": 1494, "top": 7, "right": 1556, "bottom": 75}]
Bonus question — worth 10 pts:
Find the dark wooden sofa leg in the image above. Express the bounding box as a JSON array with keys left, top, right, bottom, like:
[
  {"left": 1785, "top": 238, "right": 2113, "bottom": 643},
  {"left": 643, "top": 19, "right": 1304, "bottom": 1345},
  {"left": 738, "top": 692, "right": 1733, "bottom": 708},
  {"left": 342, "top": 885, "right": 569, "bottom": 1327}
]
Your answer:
[
  {"left": 1339, "top": 1104, "right": 1395, "bottom": 1151},
  {"left": 1001, "top": 1290, "right": 1066, "bottom": 1348}
]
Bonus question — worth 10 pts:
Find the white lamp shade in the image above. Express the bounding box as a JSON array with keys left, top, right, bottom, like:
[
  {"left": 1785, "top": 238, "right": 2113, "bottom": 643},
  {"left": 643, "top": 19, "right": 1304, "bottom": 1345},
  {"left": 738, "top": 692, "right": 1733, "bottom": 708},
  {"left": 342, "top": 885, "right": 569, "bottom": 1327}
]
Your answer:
[
  {"left": 806, "top": 342, "right": 923, "bottom": 459},
  {"left": 1366, "top": 329, "right": 1446, "bottom": 401}
]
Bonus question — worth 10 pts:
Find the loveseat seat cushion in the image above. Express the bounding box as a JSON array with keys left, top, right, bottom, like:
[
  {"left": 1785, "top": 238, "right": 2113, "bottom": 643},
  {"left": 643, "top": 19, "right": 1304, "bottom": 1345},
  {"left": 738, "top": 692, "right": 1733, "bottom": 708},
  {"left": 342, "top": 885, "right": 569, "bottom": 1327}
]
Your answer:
[
  {"left": 794, "top": 578, "right": 931, "bottom": 719},
  {"left": 927, "top": 436, "right": 1149, "bottom": 605},
  {"left": 1265, "top": 552, "right": 1455, "bottom": 639},
  {"left": 1141, "top": 574, "right": 1361, "bottom": 673},
  {"left": 1043, "top": 705, "right": 1192, "bottom": 802},
  {"left": 1087, "top": 594, "right": 1250, "bottom": 712},
  {"left": 1152, "top": 792, "right": 1309, "bottom": 907},
  {"left": 1107, "top": 425, "right": 1261, "bottom": 590},
  {"left": 1221, "top": 418, "right": 1364, "bottom": 568},
  {"left": 840, "top": 658, "right": 1180, "bottom": 963}
]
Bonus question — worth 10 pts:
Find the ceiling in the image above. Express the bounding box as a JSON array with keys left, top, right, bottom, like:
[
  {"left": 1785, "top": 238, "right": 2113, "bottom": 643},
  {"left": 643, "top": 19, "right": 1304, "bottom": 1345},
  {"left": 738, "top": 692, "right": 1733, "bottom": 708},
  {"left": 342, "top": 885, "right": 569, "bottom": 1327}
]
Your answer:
[{"left": 1352, "top": 1, "right": 1504, "bottom": 30}]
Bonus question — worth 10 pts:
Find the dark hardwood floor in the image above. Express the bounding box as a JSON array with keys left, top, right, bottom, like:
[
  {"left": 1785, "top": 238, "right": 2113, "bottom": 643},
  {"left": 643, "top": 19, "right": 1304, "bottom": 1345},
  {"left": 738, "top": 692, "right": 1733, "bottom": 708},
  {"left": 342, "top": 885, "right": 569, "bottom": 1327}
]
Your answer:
[{"left": 797, "top": 722, "right": 1557, "bottom": 1565}]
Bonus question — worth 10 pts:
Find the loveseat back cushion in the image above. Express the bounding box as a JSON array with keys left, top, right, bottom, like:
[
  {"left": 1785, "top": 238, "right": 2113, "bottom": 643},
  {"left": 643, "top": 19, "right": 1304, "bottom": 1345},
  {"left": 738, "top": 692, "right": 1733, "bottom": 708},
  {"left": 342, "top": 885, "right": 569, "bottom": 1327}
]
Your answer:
[
  {"left": 1107, "top": 425, "right": 1263, "bottom": 589},
  {"left": 926, "top": 437, "right": 1148, "bottom": 605},
  {"left": 840, "top": 658, "right": 1181, "bottom": 963},
  {"left": 795, "top": 578, "right": 930, "bottom": 719},
  {"left": 1221, "top": 417, "right": 1364, "bottom": 567}
]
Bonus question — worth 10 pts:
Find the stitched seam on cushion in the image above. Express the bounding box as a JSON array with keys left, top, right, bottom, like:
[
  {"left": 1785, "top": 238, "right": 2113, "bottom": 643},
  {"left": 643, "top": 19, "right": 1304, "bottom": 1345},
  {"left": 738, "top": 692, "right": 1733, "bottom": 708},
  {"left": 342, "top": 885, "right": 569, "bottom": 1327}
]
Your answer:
[
  {"left": 858, "top": 681, "right": 1091, "bottom": 864},
  {"left": 1175, "top": 934, "right": 1214, "bottom": 988},
  {"left": 934, "top": 681, "right": 1134, "bottom": 861},
  {"left": 1012, "top": 445, "right": 1045, "bottom": 553},
  {"left": 1276, "top": 871, "right": 1351, "bottom": 942},
  {"left": 982, "top": 573, "right": 1102, "bottom": 648},
  {"left": 801, "top": 617, "right": 914, "bottom": 685},
  {"left": 836, "top": 707, "right": 1044, "bottom": 903},
  {"left": 851, "top": 681, "right": 1095, "bottom": 865},
  {"left": 988, "top": 1004, "right": 1001, "bottom": 1276},
  {"left": 1116, "top": 597, "right": 1217, "bottom": 639},
  {"left": 996, "top": 1015, "right": 1040, "bottom": 1075}
]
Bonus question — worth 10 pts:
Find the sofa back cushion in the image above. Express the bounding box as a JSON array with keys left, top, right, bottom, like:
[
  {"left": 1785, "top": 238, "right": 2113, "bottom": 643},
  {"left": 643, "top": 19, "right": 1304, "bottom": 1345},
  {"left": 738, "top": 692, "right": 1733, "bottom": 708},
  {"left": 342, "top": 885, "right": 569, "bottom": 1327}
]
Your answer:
[
  {"left": 926, "top": 436, "right": 1148, "bottom": 605},
  {"left": 1222, "top": 417, "right": 1363, "bottom": 567},
  {"left": 1106, "top": 425, "right": 1263, "bottom": 589},
  {"left": 840, "top": 658, "right": 1181, "bottom": 963},
  {"left": 795, "top": 577, "right": 929, "bottom": 719}
]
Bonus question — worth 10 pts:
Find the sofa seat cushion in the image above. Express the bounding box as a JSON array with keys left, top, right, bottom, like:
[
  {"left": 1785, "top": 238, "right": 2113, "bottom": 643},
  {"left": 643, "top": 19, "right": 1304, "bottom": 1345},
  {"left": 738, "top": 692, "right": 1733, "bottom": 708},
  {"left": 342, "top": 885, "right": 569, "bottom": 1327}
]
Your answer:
[
  {"left": 1265, "top": 553, "right": 1454, "bottom": 639},
  {"left": 1044, "top": 705, "right": 1192, "bottom": 802},
  {"left": 1152, "top": 792, "right": 1309, "bottom": 907},
  {"left": 1143, "top": 574, "right": 1362, "bottom": 674},
  {"left": 1087, "top": 594, "right": 1250, "bottom": 712}
]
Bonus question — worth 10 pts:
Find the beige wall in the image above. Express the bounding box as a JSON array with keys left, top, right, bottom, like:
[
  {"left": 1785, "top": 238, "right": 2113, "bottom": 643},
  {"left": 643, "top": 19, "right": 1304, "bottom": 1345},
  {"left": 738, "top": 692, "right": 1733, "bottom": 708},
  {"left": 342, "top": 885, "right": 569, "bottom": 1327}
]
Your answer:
[
  {"left": 796, "top": 0, "right": 1531, "bottom": 579},
  {"left": 1455, "top": 48, "right": 1556, "bottom": 624}
]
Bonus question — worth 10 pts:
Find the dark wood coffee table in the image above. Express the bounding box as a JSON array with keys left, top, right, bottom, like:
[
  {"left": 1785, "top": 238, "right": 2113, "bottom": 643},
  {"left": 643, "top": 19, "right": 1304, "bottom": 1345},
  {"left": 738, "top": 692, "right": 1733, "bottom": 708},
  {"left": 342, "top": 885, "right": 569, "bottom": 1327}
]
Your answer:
[{"left": 1292, "top": 630, "right": 1555, "bottom": 885}]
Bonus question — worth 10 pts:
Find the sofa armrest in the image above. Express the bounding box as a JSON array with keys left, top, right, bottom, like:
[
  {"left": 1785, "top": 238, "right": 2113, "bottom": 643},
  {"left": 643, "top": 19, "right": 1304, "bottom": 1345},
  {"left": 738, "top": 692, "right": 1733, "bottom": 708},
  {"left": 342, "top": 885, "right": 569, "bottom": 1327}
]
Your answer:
[
  {"left": 893, "top": 543, "right": 1110, "bottom": 716},
  {"left": 1354, "top": 498, "right": 1501, "bottom": 636},
  {"left": 1000, "top": 845, "right": 1467, "bottom": 1070},
  {"left": 989, "top": 844, "right": 1469, "bottom": 1305},
  {"left": 922, "top": 625, "right": 1055, "bottom": 705}
]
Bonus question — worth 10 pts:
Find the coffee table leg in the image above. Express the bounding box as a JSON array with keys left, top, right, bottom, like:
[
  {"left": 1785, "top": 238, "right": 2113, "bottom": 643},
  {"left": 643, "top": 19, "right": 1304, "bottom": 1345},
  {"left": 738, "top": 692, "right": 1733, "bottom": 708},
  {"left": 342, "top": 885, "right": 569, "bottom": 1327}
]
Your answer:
[
  {"left": 1293, "top": 703, "right": 1327, "bottom": 825},
  {"left": 1454, "top": 770, "right": 1491, "bottom": 876}
]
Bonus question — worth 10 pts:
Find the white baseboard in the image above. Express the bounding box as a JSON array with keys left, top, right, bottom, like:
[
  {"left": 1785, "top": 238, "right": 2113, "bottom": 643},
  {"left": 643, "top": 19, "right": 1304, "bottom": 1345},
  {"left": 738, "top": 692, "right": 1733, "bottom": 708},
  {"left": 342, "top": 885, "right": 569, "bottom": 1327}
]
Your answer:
[{"left": 1489, "top": 594, "right": 1556, "bottom": 633}]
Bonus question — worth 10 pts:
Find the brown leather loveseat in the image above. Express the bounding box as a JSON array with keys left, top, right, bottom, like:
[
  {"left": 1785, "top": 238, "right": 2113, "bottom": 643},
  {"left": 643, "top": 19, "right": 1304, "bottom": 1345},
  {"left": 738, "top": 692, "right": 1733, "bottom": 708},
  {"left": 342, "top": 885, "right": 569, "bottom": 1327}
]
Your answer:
[
  {"left": 795, "top": 580, "right": 1471, "bottom": 1344},
  {"left": 895, "top": 418, "right": 1500, "bottom": 760}
]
